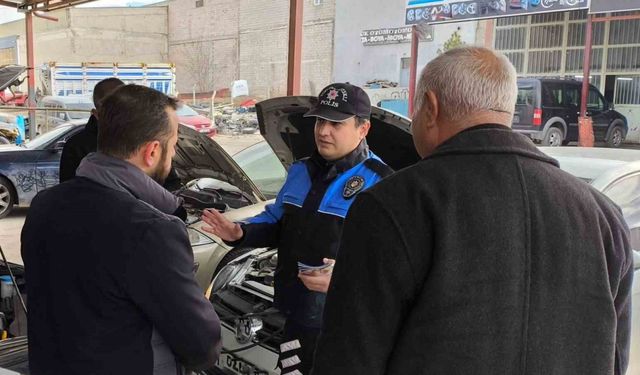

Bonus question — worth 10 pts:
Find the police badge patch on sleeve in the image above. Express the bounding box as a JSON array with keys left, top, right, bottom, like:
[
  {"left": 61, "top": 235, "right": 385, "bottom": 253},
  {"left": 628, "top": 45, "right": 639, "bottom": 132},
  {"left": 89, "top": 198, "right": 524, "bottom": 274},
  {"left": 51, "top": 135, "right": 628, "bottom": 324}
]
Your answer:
[{"left": 343, "top": 176, "right": 365, "bottom": 199}]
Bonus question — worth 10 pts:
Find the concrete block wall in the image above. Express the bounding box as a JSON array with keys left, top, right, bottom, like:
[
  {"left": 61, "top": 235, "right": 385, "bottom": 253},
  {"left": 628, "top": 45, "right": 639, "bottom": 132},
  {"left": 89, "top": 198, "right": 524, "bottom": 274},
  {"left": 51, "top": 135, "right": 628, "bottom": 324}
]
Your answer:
[
  {"left": 238, "top": 0, "right": 289, "bottom": 99},
  {"left": 168, "top": 0, "right": 335, "bottom": 99},
  {"left": 168, "top": 0, "right": 239, "bottom": 94},
  {"left": 0, "top": 7, "right": 169, "bottom": 91}
]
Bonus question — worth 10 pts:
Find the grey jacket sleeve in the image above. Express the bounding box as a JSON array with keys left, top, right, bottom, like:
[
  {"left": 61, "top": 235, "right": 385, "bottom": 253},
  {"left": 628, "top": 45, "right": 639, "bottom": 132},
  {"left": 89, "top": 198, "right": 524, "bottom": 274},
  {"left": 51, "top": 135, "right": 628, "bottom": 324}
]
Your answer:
[
  {"left": 124, "top": 217, "right": 222, "bottom": 370},
  {"left": 311, "top": 193, "right": 418, "bottom": 375}
]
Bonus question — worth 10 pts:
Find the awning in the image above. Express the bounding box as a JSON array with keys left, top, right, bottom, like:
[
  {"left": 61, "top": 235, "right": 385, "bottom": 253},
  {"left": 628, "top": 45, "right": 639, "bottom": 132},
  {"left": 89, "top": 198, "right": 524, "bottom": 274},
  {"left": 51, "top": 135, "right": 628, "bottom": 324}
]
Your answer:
[{"left": 0, "top": 0, "right": 97, "bottom": 12}]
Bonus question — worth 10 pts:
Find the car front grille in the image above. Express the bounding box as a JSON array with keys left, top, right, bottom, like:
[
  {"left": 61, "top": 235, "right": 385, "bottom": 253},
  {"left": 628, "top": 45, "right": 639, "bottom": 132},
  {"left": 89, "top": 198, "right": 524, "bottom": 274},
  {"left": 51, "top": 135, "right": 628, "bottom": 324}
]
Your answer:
[{"left": 211, "top": 285, "right": 285, "bottom": 351}]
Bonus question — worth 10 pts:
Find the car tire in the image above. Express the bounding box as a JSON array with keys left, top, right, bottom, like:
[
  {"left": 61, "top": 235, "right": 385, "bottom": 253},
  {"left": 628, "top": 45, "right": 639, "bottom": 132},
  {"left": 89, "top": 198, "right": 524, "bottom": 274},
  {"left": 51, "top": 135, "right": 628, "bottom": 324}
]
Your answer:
[
  {"left": 562, "top": 140, "right": 571, "bottom": 146},
  {"left": 0, "top": 137, "right": 9, "bottom": 145},
  {"left": 542, "top": 127, "right": 564, "bottom": 147},
  {"left": 0, "top": 177, "right": 16, "bottom": 219},
  {"left": 606, "top": 125, "right": 624, "bottom": 148}
]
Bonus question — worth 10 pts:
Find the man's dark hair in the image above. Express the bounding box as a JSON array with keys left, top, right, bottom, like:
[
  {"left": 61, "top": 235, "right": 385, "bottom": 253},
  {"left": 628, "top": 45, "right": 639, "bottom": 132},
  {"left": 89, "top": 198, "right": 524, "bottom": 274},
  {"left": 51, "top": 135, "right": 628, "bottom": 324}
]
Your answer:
[
  {"left": 97, "top": 84, "right": 178, "bottom": 159},
  {"left": 92, "top": 78, "right": 125, "bottom": 110}
]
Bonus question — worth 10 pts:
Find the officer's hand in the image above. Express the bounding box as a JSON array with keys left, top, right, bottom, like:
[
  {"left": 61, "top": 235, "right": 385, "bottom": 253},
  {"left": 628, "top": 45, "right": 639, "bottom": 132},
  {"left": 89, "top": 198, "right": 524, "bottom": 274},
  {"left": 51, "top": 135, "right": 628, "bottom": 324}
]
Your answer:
[
  {"left": 298, "top": 258, "right": 336, "bottom": 293},
  {"left": 201, "top": 209, "right": 243, "bottom": 242}
]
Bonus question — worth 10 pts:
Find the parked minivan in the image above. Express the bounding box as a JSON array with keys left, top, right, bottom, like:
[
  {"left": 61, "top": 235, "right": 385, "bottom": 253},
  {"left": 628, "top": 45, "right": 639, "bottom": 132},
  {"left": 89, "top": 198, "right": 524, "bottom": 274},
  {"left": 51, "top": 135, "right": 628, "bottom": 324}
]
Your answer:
[{"left": 513, "top": 78, "right": 628, "bottom": 147}]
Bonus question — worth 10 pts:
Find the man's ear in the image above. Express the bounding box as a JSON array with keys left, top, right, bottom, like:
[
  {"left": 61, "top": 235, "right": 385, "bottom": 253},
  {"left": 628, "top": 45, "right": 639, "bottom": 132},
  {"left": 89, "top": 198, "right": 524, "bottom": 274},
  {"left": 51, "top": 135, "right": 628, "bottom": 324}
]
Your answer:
[
  {"left": 91, "top": 108, "right": 98, "bottom": 118},
  {"left": 359, "top": 120, "right": 371, "bottom": 139},
  {"left": 423, "top": 90, "right": 439, "bottom": 128},
  {"left": 141, "top": 141, "right": 161, "bottom": 168}
]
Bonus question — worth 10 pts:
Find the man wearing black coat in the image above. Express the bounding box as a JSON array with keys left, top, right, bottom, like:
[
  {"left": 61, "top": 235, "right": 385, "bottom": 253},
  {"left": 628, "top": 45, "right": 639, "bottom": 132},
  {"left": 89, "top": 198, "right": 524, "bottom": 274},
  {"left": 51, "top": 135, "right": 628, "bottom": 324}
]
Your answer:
[
  {"left": 312, "top": 47, "right": 633, "bottom": 375},
  {"left": 59, "top": 77, "right": 124, "bottom": 183},
  {"left": 22, "top": 85, "right": 221, "bottom": 375}
]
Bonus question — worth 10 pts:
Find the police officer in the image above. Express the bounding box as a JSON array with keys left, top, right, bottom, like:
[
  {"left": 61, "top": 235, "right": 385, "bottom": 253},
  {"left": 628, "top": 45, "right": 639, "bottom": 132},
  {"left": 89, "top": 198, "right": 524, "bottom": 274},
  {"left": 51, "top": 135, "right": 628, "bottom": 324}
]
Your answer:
[{"left": 201, "top": 83, "right": 393, "bottom": 374}]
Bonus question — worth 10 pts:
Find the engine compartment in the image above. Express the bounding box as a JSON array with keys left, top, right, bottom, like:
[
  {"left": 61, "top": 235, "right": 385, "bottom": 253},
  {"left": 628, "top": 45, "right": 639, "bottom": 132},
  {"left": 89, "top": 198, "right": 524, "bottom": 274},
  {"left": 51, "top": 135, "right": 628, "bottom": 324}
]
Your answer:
[{"left": 176, "top": 178, "right": 255, "bottom": 220}]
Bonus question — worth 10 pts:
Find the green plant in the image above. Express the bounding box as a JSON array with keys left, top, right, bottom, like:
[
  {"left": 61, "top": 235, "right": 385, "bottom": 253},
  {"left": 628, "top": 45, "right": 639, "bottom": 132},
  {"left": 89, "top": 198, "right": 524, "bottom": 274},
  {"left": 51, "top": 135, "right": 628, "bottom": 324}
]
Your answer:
[{"left": 438, "top": 29, "right": 466, "bottom": 54}]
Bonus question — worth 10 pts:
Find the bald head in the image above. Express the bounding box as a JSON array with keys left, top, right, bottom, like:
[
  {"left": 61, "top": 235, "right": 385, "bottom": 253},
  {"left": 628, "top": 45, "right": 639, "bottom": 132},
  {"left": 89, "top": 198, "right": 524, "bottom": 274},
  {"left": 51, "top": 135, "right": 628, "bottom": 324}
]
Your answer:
[{"left": 414, "top": 47, "right": 518, "bottom": 124}]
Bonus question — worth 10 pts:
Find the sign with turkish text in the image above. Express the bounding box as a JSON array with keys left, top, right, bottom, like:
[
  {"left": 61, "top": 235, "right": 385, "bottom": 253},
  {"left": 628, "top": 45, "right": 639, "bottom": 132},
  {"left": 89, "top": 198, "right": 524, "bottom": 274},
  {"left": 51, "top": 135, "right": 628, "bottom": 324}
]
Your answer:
[
  {"left": 406, "top": 0, "right": 590, "bottom": 25},
  {"left": 361, "top": 27, "right": 413, "bottom": 45}
]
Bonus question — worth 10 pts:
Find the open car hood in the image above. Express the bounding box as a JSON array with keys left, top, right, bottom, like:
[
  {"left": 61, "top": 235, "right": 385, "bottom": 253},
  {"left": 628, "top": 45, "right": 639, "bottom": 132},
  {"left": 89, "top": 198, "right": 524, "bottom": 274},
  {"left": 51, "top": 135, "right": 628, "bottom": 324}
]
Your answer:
[
  {"left": 173, "top": 125, "right": 265, "bottom": 202},
  {"left": 0, "top": 65, "right": 26, "bottom": 92},
  {"left": 256, "top": 96, "right": 420, "bottom": 171}
]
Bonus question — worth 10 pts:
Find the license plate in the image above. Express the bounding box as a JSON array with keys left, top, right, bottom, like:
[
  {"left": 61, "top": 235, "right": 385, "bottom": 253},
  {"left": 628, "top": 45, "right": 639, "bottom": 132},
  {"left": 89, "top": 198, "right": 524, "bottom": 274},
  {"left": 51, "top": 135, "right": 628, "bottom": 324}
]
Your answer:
[
  {"left": 512, "top": 115, "right": 520, "bottom": 123},
  {"left": 218, "top": 353, "right": 269, "bottom": 375}
]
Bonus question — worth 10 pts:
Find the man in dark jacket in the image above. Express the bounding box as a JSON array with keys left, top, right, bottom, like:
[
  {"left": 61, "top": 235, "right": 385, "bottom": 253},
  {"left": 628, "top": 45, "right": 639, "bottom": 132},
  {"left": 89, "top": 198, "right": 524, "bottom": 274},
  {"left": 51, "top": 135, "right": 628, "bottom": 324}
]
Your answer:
[
  {"left": 59, "top": 77, "right": 123, "bottom": 183},
  {"left": 22, "top": 84, "right": 222, "bottom": 375},
  {"left": 201, "top": 83, "right": 393, "bottom": 374},
  {"left": 312, "top": 47, "right": 633, "bottom": 375}
]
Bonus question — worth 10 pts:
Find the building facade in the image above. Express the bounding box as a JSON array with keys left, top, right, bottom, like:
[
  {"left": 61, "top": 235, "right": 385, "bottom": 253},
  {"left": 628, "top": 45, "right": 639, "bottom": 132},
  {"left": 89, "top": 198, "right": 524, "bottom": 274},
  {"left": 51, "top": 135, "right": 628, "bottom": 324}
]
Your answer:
[
  {"left": 168, "top": 0, "right": 336, "bottom": 99},
  {"left": 0, "top": 7, "right": 169, "bottom": 86},
  {"left": 494, "top": 9, "right": 640, "bottom": 142}
]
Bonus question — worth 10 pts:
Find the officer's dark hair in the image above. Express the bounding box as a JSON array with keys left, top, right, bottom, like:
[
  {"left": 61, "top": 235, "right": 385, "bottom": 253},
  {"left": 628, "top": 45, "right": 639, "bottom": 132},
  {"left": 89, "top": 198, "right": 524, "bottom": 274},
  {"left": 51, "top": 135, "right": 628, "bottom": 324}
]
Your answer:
[
  {"left": 97, "top": 84, "right": 178, "bottom": 159},
  {"left": 92, "top": 78, "right": 124, "bottom": 110}
]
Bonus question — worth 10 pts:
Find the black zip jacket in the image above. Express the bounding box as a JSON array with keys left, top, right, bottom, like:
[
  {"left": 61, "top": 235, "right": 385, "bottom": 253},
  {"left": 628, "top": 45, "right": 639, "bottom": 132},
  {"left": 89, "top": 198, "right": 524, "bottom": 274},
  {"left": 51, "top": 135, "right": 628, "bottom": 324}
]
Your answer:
[{"left": 21, "top": 177, "right": 221, "bottom": 375}]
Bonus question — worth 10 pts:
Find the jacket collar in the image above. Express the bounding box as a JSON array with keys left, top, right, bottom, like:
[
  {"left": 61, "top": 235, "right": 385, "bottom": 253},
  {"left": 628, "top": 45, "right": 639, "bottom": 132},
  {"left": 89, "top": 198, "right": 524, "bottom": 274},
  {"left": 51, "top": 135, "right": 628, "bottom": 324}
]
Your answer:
[
  {"left": 76, "top": 152, "right": 183, "bottom": 215},
  {"left": 310, "top": 139, "right": 369, "bottom": 180},
  {"left": 427, "top": 124, "right": 560, "bottom": 167}
]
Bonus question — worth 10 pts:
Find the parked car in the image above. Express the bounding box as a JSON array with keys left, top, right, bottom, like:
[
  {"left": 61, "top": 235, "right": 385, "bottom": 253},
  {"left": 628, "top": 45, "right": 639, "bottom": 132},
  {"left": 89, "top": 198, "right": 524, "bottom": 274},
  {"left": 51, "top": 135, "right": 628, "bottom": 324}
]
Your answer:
[
  {"left": 209, "top": 144, "right": 640, "bottom": 375},
  {"left": 0, "top": 96, "right": 418, "bottom": 374},
  {"left": 36, "top": 96, "right": 93, "bottom": 135},
  {"left": 513, "top": 78, "right": 628, "bottom": 147},
  {"left": 0, "top": 121, "right": 86, "bottom": 218},
  {"left": 0, "top": 123, "right": 273, "bottom": 374},
  {"left": 177, "top": 103, "right": 217, "bottom": 137},
  {"left": 206, "top": 96, "right": 419, "bottom": 374},
  {"left": 181, "top": 96, "right": 418, "bottom": 291},
  {"left": 231, "top": 141, "right": 286, "bottom": 199},
  {"left": 540, "top": 147, "right": 640, "bottom": 375}
]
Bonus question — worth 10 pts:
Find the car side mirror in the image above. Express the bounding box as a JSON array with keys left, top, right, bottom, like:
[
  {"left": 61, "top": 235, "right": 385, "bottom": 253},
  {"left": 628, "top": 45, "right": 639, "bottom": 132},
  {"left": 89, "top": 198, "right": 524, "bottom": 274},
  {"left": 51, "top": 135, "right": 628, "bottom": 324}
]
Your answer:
[{"left": 53, "top": 140, "right": 65, "bottom": 152}]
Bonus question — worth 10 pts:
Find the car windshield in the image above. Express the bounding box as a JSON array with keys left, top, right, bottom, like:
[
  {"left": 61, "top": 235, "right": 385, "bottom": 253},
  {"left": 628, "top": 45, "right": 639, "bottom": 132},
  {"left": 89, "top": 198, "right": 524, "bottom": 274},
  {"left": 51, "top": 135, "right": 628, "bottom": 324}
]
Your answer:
[
  {"left": 233, "top": 141, "right": 286, "bottom": 199},
  {"left": 25, "top": 125, "right": 74, "bottom": 149},
  {"left": 177, "top": 104, "right": 199, "bottom": 117},
  {"left": 67, "top": 102, "right": 93, "bottom": 119}
]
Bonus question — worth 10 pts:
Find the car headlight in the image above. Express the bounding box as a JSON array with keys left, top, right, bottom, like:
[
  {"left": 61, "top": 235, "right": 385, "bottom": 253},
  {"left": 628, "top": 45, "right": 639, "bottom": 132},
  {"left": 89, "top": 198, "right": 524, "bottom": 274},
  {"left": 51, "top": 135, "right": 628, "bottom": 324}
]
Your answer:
[
  {"left": 187, "top": 227, "right": 214, "bottom": 246},
  {"left": 211, "top": 257, "right": 253, "bottom": 294}
]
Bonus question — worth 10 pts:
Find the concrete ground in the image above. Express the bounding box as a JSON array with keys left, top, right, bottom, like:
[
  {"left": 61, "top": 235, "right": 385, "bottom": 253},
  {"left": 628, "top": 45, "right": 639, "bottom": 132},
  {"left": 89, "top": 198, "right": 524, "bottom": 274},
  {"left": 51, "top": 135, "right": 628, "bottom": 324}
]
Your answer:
[{"left": 0, "top": 133, "right": 264, "bottom": 266}]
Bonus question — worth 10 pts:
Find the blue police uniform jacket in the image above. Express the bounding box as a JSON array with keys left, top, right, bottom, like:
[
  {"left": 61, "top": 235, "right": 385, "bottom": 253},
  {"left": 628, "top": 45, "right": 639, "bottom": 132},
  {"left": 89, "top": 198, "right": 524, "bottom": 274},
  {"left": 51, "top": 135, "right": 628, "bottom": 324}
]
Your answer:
[{"left": 231, "top": 140, "right": 393, "bottom": 328}]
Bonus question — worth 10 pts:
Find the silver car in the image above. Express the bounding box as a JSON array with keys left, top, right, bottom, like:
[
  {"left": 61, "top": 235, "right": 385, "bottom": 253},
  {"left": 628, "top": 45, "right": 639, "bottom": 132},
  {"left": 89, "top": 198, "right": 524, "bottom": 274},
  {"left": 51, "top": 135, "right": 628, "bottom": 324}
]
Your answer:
[
  {"left": 209, "top": 144, "right": 640, "bottom": 375},
  {"left": 540, "top": 147, "right": 640, "bottom": 375},
  {"left": 206, "top": 96, "right": 418, "bottom": 375}
]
